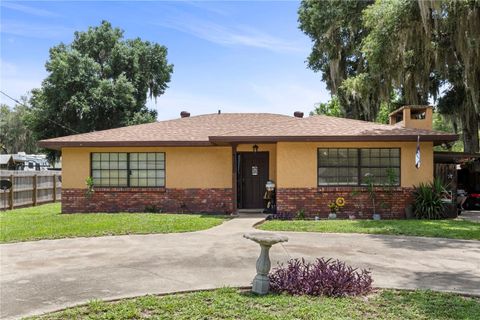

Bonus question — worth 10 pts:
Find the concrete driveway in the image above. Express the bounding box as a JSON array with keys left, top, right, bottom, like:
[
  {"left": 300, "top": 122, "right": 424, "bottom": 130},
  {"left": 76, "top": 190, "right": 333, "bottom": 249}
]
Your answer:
[{"left": 1, "top": 216, "right": 479, "bottom": 319}]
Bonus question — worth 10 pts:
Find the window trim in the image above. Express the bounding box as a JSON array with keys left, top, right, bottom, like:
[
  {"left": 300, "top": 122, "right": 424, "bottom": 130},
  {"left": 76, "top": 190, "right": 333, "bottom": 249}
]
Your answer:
[
  {"left": 90, "top": 152, "right": 166, "bottom": 188},
  {"left": 317, "top": 148, "right": 401, "bottom": 187}
]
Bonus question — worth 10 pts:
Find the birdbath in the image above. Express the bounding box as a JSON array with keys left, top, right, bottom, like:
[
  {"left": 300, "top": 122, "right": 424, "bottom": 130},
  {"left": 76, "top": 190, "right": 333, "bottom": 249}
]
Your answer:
[{"left": 243, "top": 232, "right": 288, "bottom": 295}]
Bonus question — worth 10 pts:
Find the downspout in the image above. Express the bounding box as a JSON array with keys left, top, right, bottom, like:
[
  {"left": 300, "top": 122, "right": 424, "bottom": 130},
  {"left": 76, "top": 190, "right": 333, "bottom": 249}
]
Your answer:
[{"left": 231, "top": 143, "right": 238, "bottom": 214}]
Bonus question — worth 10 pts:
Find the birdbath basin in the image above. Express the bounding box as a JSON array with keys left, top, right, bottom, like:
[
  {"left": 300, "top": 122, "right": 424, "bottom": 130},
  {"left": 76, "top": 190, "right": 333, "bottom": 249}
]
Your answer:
[{"left": 243, "top": 232, "right": 288, "bottom": 295}]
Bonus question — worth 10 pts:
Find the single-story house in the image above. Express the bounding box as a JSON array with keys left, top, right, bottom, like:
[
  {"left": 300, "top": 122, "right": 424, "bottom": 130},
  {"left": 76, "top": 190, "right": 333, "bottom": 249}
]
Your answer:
[{"left": 39, "top": 105, "right": 457, "bottom": 218}]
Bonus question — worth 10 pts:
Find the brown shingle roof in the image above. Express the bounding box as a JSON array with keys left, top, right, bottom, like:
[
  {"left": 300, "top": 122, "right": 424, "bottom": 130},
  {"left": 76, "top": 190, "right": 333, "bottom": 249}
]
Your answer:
[{"left": 39, "top": 113, "right": 458, "bottom": 149}]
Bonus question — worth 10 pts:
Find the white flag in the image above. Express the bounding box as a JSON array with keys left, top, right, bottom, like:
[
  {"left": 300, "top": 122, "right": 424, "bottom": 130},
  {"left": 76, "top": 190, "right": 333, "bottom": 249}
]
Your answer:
[{"left": 415, "top": 135, "right": 421, "bottom": 169}]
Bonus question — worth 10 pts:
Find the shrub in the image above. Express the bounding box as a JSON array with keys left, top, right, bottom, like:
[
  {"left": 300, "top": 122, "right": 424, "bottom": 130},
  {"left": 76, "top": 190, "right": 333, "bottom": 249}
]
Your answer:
[
  {"left": 413, "top": 178, "right": 446, "bottom": 219},
  {"left": 144, "top": 205, "right": 162, "bottom": 213},
  {"left": 296, "top": 209, "right": 306, "bottom": 220},
  {"left": 269, "top": 258, "right": 373, "bottom": 297},
  {"left": 85, "top": 176, "right": 94, "bottom": 198}
]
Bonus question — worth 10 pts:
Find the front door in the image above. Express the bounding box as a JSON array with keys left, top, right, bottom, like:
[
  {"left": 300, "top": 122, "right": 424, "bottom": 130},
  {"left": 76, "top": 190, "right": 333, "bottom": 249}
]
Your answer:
[{"left": 238, "top": 152, "right": 269, "bottom": 209}]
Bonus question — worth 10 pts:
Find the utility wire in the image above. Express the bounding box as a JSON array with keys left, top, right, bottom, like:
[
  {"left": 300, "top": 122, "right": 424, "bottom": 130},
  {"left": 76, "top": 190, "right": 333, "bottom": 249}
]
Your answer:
[{"left": 0, "top": 90, "right": 80, "bottom": 134}]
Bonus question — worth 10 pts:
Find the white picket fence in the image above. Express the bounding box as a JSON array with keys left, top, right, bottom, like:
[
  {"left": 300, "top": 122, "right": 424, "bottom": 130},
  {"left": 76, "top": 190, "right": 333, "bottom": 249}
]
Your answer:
[{"left": 0, "top": 170, "right": 61, "bottom": 210}]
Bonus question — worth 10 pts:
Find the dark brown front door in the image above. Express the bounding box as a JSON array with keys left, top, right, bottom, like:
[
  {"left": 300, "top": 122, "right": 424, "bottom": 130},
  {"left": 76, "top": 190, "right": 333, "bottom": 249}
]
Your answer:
[{"left": 238, "top": 152, "right": 269, "bottom": 209}]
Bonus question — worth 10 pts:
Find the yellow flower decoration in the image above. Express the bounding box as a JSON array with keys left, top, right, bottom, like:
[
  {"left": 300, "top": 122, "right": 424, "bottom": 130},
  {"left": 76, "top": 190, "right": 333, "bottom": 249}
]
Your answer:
[{"left": 336, "top": 197, "right": 346, "bottom": 207}]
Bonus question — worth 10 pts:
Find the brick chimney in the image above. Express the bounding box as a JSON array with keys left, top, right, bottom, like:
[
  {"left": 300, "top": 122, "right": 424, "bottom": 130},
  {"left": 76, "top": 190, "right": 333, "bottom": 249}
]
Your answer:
[
  {"left": 180, "top": 111, "right": 190, "bottom": 118},
  {"left": 389, "top": 105, "right": 433, "bottom": 130}
]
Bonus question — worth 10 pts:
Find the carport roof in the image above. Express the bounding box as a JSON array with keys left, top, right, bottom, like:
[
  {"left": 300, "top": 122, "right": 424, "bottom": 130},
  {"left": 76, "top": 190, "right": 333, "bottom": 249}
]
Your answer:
[{"left": 434, "top": 151, "right": 480, "bottom": 164}]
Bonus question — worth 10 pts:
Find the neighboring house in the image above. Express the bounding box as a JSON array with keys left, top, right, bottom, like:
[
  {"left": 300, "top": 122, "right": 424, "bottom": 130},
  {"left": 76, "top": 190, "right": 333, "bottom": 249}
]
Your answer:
[
  {"left": 21, "top": 154, "right": 51, "bottom": 171},
  {"left": 11, "top": 154, "right": 26, "bottom": 170},
  {"left": 39, "top": 106, "right": 457, "bottom": 218},
  {"left": 0, "top": 153, "right": 51, "bottom": 171},
  {"left": 0, "top": 155, "right": 15, "bottom": 170}
]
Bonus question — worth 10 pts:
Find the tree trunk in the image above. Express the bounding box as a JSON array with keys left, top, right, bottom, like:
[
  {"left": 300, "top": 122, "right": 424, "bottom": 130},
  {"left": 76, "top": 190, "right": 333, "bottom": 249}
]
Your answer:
[{"left": 463, "top": 112, "right": 480, "bottom": 153}]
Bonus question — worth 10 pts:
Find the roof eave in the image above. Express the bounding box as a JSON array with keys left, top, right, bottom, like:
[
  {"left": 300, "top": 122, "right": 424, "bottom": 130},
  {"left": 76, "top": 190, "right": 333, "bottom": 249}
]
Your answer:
[
  {"left": 209, "top": 134, "right": 459, "bottom": 144},
  {"left": 38, "top": 140, "right": 213, "bottom": 150},
  {"left": 38, "top": 133, "right": 459, "bottom": 150}
]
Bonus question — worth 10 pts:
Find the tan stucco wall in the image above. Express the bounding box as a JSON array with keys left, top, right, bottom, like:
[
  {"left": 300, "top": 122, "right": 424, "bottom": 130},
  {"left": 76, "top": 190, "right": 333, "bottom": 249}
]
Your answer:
[
  {"left": 62, "top": 141, "right": 434, "bottom": 190},
  {"left": 237, "top": 143, "right": 277, "bottom": 181},
  {"left": 276, "top": 141, "right": 433, "bottom": 188},
  {"left": 404, "top": 108, "right": 433, "bottom": 130},
  {"left": 62, "top": 146, "right": 232, "bottom": 189}
]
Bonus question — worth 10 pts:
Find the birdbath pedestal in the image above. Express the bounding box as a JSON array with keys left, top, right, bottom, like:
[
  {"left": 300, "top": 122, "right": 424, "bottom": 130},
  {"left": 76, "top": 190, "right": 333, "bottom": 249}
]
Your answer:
[{"left": 243, "top": 232, "right": 288, "bottom": 295}]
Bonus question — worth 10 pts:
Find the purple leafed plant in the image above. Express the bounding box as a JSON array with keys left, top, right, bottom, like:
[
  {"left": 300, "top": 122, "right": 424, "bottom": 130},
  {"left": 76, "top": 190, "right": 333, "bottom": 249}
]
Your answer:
[
  {"left": 267, "top": 212, "right": 295, "bottom": 220},
  {"left": 269, "top": 258, "right": 373, "bottom": 297}
]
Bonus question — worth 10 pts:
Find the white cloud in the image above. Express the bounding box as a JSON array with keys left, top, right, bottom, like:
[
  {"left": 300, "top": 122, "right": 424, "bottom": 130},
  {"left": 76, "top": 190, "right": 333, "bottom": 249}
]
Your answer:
[
  {"left": 249, "top": 82, "right": 330, "bottom": 115},
  {"left": 147, "top": 88, "right": 259, "bottom": 121},
  {"left": 155, "top": 16, "right": 304, "bottom": 54},
  {"left": 0, "top": 58, "right": 17, "bottom": 76},
  {"left": 148, "top": 79, "right": 329, "bottom": 121},
  {"left": 1, "top": 2, "right": 59, "bottom": 17},
  {"left": 183, "top": 1, "right": 230, "bottom": 17},
  {"left": 0, "top": 77, "right": 42, "bottom": 105},
  {"left": 0, "top": 20, "right": 73, "bottom": 39},
  {"left": 0, "top": 60, "right": 44, "bottom": 106}
]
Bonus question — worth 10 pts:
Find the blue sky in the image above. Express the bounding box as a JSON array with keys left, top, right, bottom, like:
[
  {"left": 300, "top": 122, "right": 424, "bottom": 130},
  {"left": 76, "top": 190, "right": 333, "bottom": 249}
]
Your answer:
[{"left": 1, "top": 1, "right": 329, "bottom": 120}]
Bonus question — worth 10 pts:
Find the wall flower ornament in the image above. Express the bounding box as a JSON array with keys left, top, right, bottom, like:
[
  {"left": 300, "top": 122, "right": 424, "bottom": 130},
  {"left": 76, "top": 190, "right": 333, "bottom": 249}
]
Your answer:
[{"left": 336, "top": 197, "right": 346, "bottom": 207}]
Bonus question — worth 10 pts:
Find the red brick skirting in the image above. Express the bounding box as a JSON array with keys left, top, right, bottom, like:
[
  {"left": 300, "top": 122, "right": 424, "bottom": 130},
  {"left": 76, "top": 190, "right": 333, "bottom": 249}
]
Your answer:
[
  {"left": 62, "top": 188, "right": 233, "bottom": 214},
  {"left": 276, "top": 187, "right": 414, "bottom": 219}
]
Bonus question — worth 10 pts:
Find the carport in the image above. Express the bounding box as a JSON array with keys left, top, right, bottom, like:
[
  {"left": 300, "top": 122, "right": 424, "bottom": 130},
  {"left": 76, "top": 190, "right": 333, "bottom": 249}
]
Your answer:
[{"left": 434, "top": 151, "right": 480, "bottom": 210}]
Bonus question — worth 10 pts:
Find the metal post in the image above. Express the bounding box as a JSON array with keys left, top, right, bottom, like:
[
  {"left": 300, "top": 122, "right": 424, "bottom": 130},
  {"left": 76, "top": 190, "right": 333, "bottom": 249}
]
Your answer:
[
  {"left": 52, "top": 175, "right": 57, "bottom": 202},
  {"left": 232, "top": 143, "right": 238, "bottom": 214},
  {"left": 32, "top": 175, "right": 37, "bottom": 206},
  {"left": 9, "top": 174, "right": 14, "bottom": 210}
]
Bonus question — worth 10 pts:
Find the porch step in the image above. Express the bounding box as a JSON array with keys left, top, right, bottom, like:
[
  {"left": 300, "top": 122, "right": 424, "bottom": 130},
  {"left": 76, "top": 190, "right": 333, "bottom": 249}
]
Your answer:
[{"left": 237, "top": 209, "right": 264, "bottom": 214}]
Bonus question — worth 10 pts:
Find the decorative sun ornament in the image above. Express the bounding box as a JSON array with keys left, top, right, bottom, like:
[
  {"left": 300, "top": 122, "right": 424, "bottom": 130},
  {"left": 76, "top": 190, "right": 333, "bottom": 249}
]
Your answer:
[{"left": 335, "top": 197, "right": 346, "bottom": 207}]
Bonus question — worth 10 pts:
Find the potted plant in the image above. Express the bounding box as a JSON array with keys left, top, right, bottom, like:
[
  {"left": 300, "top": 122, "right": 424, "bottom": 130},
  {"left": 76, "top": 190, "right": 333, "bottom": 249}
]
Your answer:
[
  {"left": 379, "top": 168, "right": 398, "bottom": 218},
  {"left": 350, "top": 190, "right": 363, "bottom": 218},
  {"left": 327, "top": 197, "right": 345, "bottom": 219},
  {"left": 405, "top": 204, "right": 414, "bottom": 219},
  {"left": 327, "top": 201, "right": 338, "bottom": 219},
  {"left": 85, "top": 176, "right": 94, "bottom": 198},
  {"left": 296, "top": 209, "right": 306, "bottom": 220},
  {"left": 364, "top": 173, "right": 381, "bottom": 220}
]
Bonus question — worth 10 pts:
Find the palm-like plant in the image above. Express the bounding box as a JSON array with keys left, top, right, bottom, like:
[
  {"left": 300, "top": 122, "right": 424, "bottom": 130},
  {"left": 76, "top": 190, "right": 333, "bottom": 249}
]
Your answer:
[{"left": 413, "top": 178, "right": 447, "bottom": 219}]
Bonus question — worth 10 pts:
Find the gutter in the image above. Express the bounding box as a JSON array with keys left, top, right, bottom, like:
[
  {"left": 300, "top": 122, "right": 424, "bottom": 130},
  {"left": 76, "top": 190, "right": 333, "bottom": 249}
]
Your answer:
[
  {"left": 208, "top": 134, "right": 459, "bottom": 144},
  {"left": 38, "top": 140, "right": 213, "bottom": 150},
  {"left": 38, "top": 134, "right": 459, "bottom": 150}
]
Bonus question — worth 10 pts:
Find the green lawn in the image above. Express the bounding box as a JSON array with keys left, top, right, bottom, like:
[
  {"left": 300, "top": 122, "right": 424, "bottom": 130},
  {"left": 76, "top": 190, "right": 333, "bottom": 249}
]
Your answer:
[
  {"left": 258, "top": 219, "right": 480, "bottom": 240},
  {"left": 28, "top": 287, "right": 479, "bottom": 320},
  {"left": 0, "top": 203, "right": 228, "bottom": 243}
]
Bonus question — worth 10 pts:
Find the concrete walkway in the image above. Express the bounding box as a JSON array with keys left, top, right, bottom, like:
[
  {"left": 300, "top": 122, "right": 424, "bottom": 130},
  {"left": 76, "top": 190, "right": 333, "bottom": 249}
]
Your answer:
[
  {"left": 457, "top": 210, "right": 480, "bottom": 223},
  {"left": 1, "top": 216, "right": 479, "bottom": 319}
]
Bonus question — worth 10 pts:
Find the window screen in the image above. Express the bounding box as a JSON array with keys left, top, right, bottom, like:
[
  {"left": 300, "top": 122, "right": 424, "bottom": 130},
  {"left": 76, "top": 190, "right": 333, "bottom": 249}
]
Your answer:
[
  {"left": 318, "top": 149, "right": 358, "bottom": 186},
  {"left": 318, "top": 148, "right": 400, "bottom": 186},
  {"left": 91, "top": 153, "right": 128, "bottom": 187},
  {"left": 91, "top": 152, "right": 165, "bottom": 187},
  {"left": 129, "top": 152, "right": 165, "bottom": 187},
  {"left": 360, "top": 148, "right": 400, "bottom": 185}
]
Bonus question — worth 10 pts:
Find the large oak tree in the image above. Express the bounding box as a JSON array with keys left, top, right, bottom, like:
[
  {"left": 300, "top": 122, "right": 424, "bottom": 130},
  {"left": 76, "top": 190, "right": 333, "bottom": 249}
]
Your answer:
[
  {"left": 29, "top": 21, "right": 174, "bottom": 158},
  {"left": 299, "top": 0, "right": 479, "bottom": 152}
]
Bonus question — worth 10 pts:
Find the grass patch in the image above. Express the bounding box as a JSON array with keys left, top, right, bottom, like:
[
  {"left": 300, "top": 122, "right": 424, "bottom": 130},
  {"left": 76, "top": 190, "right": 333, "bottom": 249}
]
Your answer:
[
  {"left": 0, "top": 203, "right": 228, "bottom": 243},
  {"left": 28, "top": 287, "right": 480, "bottom": 320},
  {"left": 258, "top": 219, "right": 480, "bottom": 240}
]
